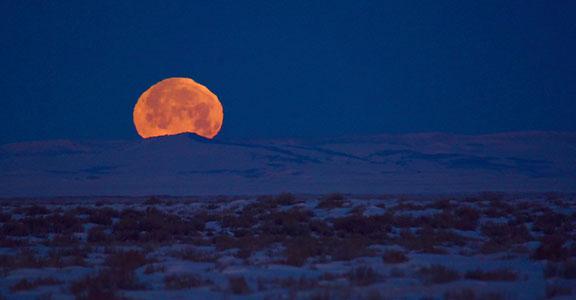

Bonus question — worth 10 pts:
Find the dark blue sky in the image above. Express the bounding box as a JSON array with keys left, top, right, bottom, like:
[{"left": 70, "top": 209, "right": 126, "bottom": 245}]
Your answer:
[{"left": 1, "top": 1, "right": 575, "bottom": 143}]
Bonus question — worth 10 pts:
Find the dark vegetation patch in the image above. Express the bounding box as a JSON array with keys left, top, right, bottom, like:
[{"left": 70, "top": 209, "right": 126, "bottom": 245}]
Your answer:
[
  {"left": 417, "top": 265, "right": 460, "bottom": 284},
  {"left": 164, "top": 274, "right": 211, "bottom": 289},
  {"left": 228, "top": 276, "right": 251, "bottom": 295},
  {"left": 347, "top": 266, "right": 379, "bottom": 286},
  {"left": 444, "top": 288, "right": 507, "bottom": 300},
  {"left": 464, "top": 269, "right": 518, "bottom": 281},
  {"left": 10, "top": 277, "right": 62, "bottom": 292},
  {"left": 317, "top": 193, "right": 347, "bottom": 209},
  {"left": 544, "top": 260, "right": 576, "bottom": 279},
  {"left": 382, "top": 250, "right": 409, "bottom": 264},
  {"left": 546, "top": 284, "right": 572, "bottom": 299}
]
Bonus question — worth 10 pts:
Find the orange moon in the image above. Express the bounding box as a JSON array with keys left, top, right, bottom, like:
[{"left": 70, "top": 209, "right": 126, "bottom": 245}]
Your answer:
[{"left": 133, "top": 77, "right": 223, "bottom": 139}]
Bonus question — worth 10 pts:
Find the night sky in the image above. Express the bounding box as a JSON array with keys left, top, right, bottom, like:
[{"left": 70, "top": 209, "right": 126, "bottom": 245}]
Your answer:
[{"left": 1, "top": 1, "right": 575, "bottom": 144}]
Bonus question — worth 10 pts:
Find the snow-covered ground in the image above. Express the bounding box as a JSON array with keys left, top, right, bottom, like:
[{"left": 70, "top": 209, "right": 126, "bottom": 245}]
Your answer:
[
  {"left": 0, "top": 193, "right": 575, "bottom": 299},
  {"left": 1, "top": 131, "right": 576, "bottom": 196}
]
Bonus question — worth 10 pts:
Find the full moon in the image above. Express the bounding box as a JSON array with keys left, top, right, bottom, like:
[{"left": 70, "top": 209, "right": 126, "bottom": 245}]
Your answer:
[{"left": 133, "top": 77, "right": 223, "bottom": 139}]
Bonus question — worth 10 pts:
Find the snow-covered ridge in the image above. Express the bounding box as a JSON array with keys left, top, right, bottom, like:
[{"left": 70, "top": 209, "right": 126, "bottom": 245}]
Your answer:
[{"left": 1, "top": 132, "right": 575, "bottom": 196}]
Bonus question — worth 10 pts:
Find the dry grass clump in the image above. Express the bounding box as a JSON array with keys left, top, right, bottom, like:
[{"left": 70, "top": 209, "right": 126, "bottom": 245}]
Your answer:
[
  {"left": 87, "top": 207, "right": 117, "bottom": 226},
  {"left": 18, "top": 205, "right": 50, "bottom": 216},
  {"left": 46, "top": 233, "right": 79, "bottom": 247},
  {"left": 390, "top": 202, "right": 426, "bottom": 212},
  {"left": 396, "top": 228, "right": 464, "bottom": 254},
  {"left": 453, "top": 206, "right": 480, "bottom": 231},
  {"left": 427, "top": 198, "right": 454, "bottom": 210},
  {"left": 10, "top": 277, "right": 62, "bottom": 292},
  {"left": 0, "top": 237, "right": 28, "bottom": 248},
  {"left": 144, "top": 196, "right": 163, "bottom": 205},
  {"left": 113, "top": 208, "right": 203, "bottom": 243},
  {"left": 464, "top": 269, "right": 518, "bottom": 281},
  {"left": 87, "top": 226, "right": 110, "bottom": 243},
  {"left": 260, "top": 208, "right": 313, "bottom": 237},
  {"left": 347, "top": 266, "right": 379, "bottom": 286},
  {"left": 105, "top": 250, "right": 150, "bottom": 271},
  {"left": 70, "top": 268, "right": 143, "bottom": 300},
  {"left": 480, "top": 222, "right": 533, "bottom": 254},
  {"left": 481, "top": 222, "right": 532, "bottom": 244},
  {"left": 257, "top": 276, "right": 319, "bottom": 291},
  {"left": 546, "top": 284, "right": 572, "bottom": 299},
  {"left": 274, "top": 192, "right": 298, "bottom": 206},
  {"left": 70, "top": 249, "right": 153, "bottom": 299},
  {"left": 283, "top": 236, "right": 373, "bottom": 266},
  {"left": 417, "top": 264, "right": 460, "bottom": 284},
  {"left": 533, "top": 211, "right": 572, "bottom": 235},
  {"left": 46, "top": 247, "right": 89, "bottom": 267},
  {"left": 332, "top": 214, "right": 391, "bottom": 238},
  {"left": 228, "top": 276, "right": 251, "bottom": 294},
  {"left": 0, "top": 212, "right": 12, "bottom": 223},
  {"left": 382, "top": 249, "right": 409, "bottom": 264},
  {"left": 544, "top": 260, "right": 576, "bottom": 279},
  {"left": 283, "top": 237, "right": 324, "bottom": 266},
  {"left": 175, "top": 248, "right": 217, "bottom": 263},
  {"left": 317, "top": 193, "right": 346, "bottom": 209},
  {"left": 164, "top": 274, "right": 211, "bottom": 289},
  {"left": 532, "top": 235, "right": 571, "bottom": 261},
  {"left": 444, "top": 287, "right": 507, "bottom": 300},
  {"left": 1, "top": 212, "right": 83, "bottom": 237},
  {"left": 143, "top": 263, "right": 166, "bottom": 274},
  {"left": 1, "top": 248, "right": 86, "bottom": 270}
]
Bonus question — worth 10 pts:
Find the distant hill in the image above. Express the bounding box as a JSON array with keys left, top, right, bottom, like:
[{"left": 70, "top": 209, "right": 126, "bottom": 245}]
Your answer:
[{"left": 1, "top": 131, "right": 575, "bottom": 196}]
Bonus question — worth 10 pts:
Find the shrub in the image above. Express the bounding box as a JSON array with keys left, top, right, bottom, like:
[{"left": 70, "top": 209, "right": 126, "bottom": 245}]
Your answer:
[
  {"left": 532, "top": 235, "right": 570, "bottom": 261},
  {"left": 453, "top": 206, "right": 480, "bottom": 231},
  {"left": 544, "top": 262, "right": 559, "bottom": 278},
  {"left": 317, "top": 193, "right": 346, "bottom": 209},
  {"left": 428, "top": 199, "right": 453, "bottom": 210},
  {"left": 284, "top": 237, "right": 324, "bottom": 266},
  {"left": 347, "top": 266, "right": 378, "bottom": 286},
  {"left": 417, "top": 265, "right": 460, "bottom": 284},
  {"left": 561, "top": 260, "right": 576, "bottom": 279},
  {"left": 274, "top": 192, "right": 297, "bottom": 206},
  {"left": 88, "top": 208, "right": 117, "bottom": 226},
  {"left": 22, "top": 205, "right": 50, "bottom": 216},
  {"left": 332, "top": 214, "right": 390, "bottom": 239},
  {"left": 70, "top": 268, "right": 141, "bottom": 300},
  {"left": 464, "top": 269, "right": 518, "bottom": 281},
  {"left": 229, "top": 276, "right": 250, "bottom": 294},
  {"left": 444, "top": 288, "right": 507, "bottom": 300},
  {"left": 395, "top": 229, "right": 453, "bottom": 254},
  {"left": 382, "top": 250, "right": 408, "bottom": 264},
  {"left": 260, "top": 209, "right": 312, "bottom": 237},
  {"left": 113, "top": 208, "right": 202, "bottom": 242},
  {"left": 144, "top": 264, "right": 166, "bottom": 274},
  {"left": 164, "top": 274, "right": 210, "bottom": 289},
  {"left": 10, "top": 277, "right": 62, "bottom": 292},
  {"left": 481, "top": 222, "right": 532, "bottom": 244},
  {"left": 546, "top": 260, "right": 576, "bottom": 279},
  {"left": 308, "top": 219, "right": 332, "bottom": 236},
  {"left": 176, "top": 248, "right": 217, "bottom": 262},
  {"left": 546, "top": 284, "right": 572, "bottom": 299},
  {"left": 48, "top": 213, "right": 84, "bottom": 234},
  {"left": 48, "top": 233, "right": 78, "bottom": 247},
  {"left": 105, "top": 250, "right": 149, "bottom": 271},
  {"left": 87, "top": 226, "right": 109, "bottom": 243},
  {"left": 144, "top": 196, "right": 163, "bottom": 205},
  {"left": 533, "top": 212, "right": 571, "bottom": 235}
]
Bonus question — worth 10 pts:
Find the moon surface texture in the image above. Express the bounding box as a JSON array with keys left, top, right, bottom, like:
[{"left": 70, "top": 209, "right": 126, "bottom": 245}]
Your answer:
[{"left": 133, "top": 77, "right": 223, "bottom": 139}]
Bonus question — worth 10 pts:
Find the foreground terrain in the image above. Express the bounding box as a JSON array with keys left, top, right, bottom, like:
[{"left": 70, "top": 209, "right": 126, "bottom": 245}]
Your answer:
[{"left": 0, "top": 193, "right": 575, "bottom": 299}]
